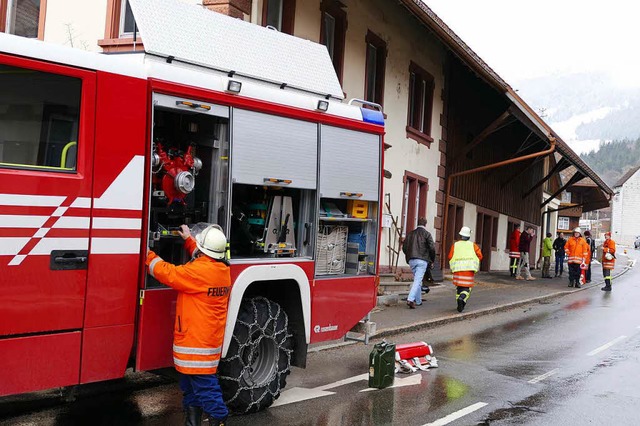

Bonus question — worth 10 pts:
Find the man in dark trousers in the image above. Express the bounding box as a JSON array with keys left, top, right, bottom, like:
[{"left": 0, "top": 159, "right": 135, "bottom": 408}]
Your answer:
[
  {"left": 583, "top": 230, "right": 596, "bottom": 283},
  {"left": 403, "top": 217, "right": 436, "bottom": 309},
  {"left": 516, "top": 226, "right": 536, "bottom": 280},
  {"left": 553, "top": 232, "right": 566, "bottom": 277}
]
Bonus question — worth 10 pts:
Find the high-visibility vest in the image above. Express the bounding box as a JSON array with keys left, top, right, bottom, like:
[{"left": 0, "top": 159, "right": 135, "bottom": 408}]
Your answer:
[
  {"left": 602, "top": 239, "right": 616, "bottom": 270},
  {"left": 449, "top": 240, "right": 480, "bottom": 273},
  {"left": 147, "top": 237, "right": 231, "bottom": 375}
]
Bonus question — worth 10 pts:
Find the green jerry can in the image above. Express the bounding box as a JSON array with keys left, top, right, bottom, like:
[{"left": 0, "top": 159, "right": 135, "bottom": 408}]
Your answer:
[{"left": 368, "top": 341, "right": 395, "bottom": 389}]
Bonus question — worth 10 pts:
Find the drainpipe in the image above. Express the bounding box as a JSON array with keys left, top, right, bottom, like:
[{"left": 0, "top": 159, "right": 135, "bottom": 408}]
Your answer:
[{"left": 441, "top": 137, "right": 557, "bottom": 268}]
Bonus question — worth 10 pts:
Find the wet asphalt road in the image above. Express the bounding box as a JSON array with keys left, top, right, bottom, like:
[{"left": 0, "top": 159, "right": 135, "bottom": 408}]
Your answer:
[{"left": 1, "top": 251, "right": 638, "bottom": 426}]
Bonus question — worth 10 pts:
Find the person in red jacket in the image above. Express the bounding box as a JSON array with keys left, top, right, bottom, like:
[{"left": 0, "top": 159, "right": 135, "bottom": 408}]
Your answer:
[
  {"left": 564, "top": 227, "right": 589, "bottom": 288},
  {"left": 147, "top": 224, "right": 230, "bottom": 426},
  {"left": 508, "top": 224, "right": 521, "bottom": 277},
  {"left": 601, "top": 232, "right": 616, "bottom": 291}
]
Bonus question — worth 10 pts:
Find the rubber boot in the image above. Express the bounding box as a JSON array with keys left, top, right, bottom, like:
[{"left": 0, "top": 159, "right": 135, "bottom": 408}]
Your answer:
[
  {"left": 185, "top": 406, "right": 203, "bottom": 426},
  {"left": 209, "top": 417, "right": 228, "bottom": 426},
  {"left": 457, "top": 296, "right": 466, "bottom": 313}
]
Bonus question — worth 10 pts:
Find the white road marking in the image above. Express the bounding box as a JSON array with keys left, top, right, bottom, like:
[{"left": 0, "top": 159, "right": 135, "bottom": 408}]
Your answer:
[
  {"left": 360, "top": 373, "right": 422, "bottom": 392},
  {"left": 528, "top": 368, "right": 559, "bottom": 384},
  {"left": 587, "top": 335, "right": 627, "bottom": 356},
  {"left": 270, "top": 387, "right": 335, "bottom": 407},
  {"left": 314, "top": 373, "right": 369, "bottom": 391},
  {"left": 423, "top": 402, "right": 488, "bottom": 426}
]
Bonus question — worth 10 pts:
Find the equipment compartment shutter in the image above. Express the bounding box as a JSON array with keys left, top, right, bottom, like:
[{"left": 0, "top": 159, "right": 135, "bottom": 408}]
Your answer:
[
  {"left": 320, "top": 126, "right": 380, "bottom": 200},
  {"left": 232, "top": 109, "right": 317, "bottom": 189}
]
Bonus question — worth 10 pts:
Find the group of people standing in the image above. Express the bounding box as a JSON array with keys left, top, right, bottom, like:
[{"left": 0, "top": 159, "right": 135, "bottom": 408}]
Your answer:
[{"left": 509, "top": 225, "right": 616, "bottom": 290}]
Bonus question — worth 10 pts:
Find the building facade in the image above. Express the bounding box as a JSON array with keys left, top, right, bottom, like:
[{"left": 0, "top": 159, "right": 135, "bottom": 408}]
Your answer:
[
  {"left": 611, "top": 166, "right": 640, "bottom": 245},
  {"left": 2, "top": 0, "right": 610, "bottom": 272}
]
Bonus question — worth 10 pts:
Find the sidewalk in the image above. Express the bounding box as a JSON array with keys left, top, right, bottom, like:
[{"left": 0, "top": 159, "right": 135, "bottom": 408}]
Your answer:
[{"left": 368, "top": 255, "right": 635, "bottom": 339}]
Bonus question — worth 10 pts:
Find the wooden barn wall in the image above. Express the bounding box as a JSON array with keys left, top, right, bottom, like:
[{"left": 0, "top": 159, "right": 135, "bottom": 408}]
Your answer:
[{"left": 445, "top": 56, "right": 544, "bottom": 226}]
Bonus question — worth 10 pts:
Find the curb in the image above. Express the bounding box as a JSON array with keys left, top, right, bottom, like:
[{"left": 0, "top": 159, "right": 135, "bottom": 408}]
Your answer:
[{"left": 311, "top": 258, "right": 635, "bottom": 352}]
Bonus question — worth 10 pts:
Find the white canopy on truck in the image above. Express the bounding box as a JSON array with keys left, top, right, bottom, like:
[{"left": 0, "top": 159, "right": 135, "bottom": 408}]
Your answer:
[{"left": 128, "top": 0, "right": 344, "bottom": 99}]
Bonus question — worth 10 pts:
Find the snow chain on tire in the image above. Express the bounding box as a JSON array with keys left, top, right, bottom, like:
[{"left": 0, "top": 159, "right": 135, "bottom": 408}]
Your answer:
[{"left": 218, "top": 297, "right": 294, "bottom": 413}]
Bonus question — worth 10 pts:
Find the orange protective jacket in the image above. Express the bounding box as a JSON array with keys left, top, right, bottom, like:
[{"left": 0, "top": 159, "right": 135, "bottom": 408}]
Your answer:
[
  {"left": 602, "top": 239, "right": 616, "bottom": 270},
  {"left": 146, "top": 237, "right": 231, "bottom": 375},
  {"left": 564, "top": 236, "right": 589, "bottom": 265},
  {"left": 448, "top": 241, "right": 483, "bottom": 288},
  {"left": 509, "top": 230, "right": 521, "bottom": 258}
]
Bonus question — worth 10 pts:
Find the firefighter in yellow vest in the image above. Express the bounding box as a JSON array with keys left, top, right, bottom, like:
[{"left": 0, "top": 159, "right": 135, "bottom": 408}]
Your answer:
[
  {"left": 601, "top": 232, "right": 616, "bottom": 291},
  {"left": 448, "top": 226, "right": 483, "bottom": 312}
]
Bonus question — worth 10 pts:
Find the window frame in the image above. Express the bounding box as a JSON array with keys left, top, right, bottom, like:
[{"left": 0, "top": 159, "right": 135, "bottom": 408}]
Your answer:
[
  {"left": 99, "top": 0, "right": 143, "bottom": 53},
  {"left": 406, "top": 61, "right": 434, "bottom": 146},
  {"left": 262, "top": 0, "right": 296, "bottom": 35},
  {"left": 1, "top": 0, "right": 46, "bottom": 39},
  {"left": 401, "top": 171, "right": 429, "bottom": 237},
  {"left": 0, "top": 52, "right": 94, "bottom": 175},
  {"left": 364, "top": 30, "right": 386, "bottom": 107},
  {"left": 319, "top": 0, "right": 346, "bottom": 84},
  {"left": 558, "top": 216, "right": 570, "bottom": 230},
  {"left": 118, "top": 0, "right": 137, "bottom": 38}
]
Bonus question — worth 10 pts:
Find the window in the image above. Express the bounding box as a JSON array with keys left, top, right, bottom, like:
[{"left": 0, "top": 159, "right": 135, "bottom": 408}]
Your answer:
[
  {"left": 262, "top": 0, "right": 295, "bottom": 35},
  {"left": 407, "top": 61, "right": 434, "bottom": 146},
  {"left": 561, "top": 191, "right": 572, "bottom": 203},
  {"left": 558, "top": 216, "right": 570, "bottom": 230},
  {"left": 491, "top": 217, "right": 499, "bottom": 249},
  {"left": 364, "top": 30, "right": 386, "bottom": 106},
  {"left": 119, "top": 0, "right": 136, "bottom": 36},
  {"left": 401, "top": 171, "right": 428, "bottom": 237},
  {"left": 99, "top": 0, "right": 143, "bottom": 52},
  {"left": 2, "top": 0, "right": 43, "bottom": 38},
  {"left": 320, "top": 0, "right": 346, "bottom": 83},
  {"left": 0, "top": 63, "right": 81, "bottom": 170}
]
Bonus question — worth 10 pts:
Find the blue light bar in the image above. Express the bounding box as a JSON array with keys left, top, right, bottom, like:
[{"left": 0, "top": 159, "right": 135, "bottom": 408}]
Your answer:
[{"left": 361, "top": 107, "right": 385, "bottom": 126}]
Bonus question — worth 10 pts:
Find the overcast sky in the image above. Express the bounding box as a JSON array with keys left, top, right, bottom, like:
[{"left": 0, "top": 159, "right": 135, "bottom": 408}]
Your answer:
[{"left": 425, "top": 0, "right": 640, "bottom": 87}]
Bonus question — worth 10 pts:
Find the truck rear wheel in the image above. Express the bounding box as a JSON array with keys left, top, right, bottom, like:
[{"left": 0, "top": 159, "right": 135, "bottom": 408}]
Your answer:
[{"left": 218, "top": 296, "right": 293, "bottom": 413}]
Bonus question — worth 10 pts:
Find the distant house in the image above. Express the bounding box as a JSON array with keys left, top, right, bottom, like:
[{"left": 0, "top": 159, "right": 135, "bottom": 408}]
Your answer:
[{"left": 611, "top": 165, "right": 640, "bottom": 245}]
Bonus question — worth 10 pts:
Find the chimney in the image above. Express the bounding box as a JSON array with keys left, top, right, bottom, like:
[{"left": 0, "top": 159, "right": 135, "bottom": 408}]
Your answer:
[{"left": 203, "top": 0, "right": 252, "bottom": 19}]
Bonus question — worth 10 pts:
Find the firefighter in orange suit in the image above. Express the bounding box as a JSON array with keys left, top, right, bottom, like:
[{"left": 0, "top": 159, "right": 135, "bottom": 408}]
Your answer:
[
  {"left": 448, "top": 226, "right": 483, "bottom": 313},
  {"left": 601, "top": 232, "right": 616, "bottom": 291},
  {"left": 146, "top": 224, "right": 230, "bottom": 426},
  {"left": 564, "top": 227, "right": 590, "bottom": 288},
  {"left": 508, "top": 224, "right": 521, "bottom": 277}
]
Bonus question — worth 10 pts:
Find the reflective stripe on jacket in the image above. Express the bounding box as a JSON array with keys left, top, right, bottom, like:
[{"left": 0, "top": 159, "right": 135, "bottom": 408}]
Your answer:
[
  {"left": 564, "top": 236, "right": 589, "bottom": 264},
  {"left": 146, "top": 237, "right": 231, "bottom": 375},
  {"left": 602, "top": 239, "right": 616, "bottom": 270},
  {"left": 448, "top": 240, "right": 482, "bottom": 273},
  {"left": 452, "top": 271, "right": 476, "bottom": 288},
  {"left": 509, "top": 230, "right": 521, "bottom": 258}
]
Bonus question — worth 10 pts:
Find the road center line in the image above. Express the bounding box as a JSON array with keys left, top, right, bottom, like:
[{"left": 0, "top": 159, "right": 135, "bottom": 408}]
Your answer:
[
  {"left": 423, "top": 402, "right": 488, "bottom": 426},
  {"left": 587, "top": 335, "right": 627, "bottom": 356},
  {"left": 528, "top": 368, "right": 559, "bottom": 384}
]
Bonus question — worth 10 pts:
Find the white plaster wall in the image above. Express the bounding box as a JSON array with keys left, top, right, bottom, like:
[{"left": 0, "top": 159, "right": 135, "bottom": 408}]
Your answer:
[
  {"left": 490, "top": 213, "right": 510, "bottom": 271},
  {"left": 463, "top": 203, "right": 478, "bottom": 243},
  {"left": 611, "top": 187, "right": 623, "bottom": 242},
  {"left": 43, "top": 0, "right": 108, "bottom": 51},
  {"left": 619, "top": 170, "right": 640, "bottom": 245}
]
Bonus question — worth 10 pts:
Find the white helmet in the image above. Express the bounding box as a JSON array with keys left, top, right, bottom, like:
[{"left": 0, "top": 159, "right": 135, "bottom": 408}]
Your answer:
[
  {"left": 573, "top": 227, "right": 582, "bottom": 234},
  {"left": 459, "top": 226, "right": 472, "bottom": 238},
  {"left": 195, "top": 224, "right": 227, "bottom": 260},
  {"left": 605, "top": 253, "right": 613, "bottom": 260}
]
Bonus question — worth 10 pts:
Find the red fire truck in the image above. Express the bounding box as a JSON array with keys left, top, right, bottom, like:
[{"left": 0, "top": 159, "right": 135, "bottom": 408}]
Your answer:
[{"left": 0, "top": 0, "right": 384, "bottom": 413}]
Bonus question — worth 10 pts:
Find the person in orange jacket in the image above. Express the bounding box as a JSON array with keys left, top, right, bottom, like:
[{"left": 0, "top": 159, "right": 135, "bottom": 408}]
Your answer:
[
  {"left": 146, "top": 224, "right": 231, "bottom": 426},
  {"left": 448, "top": 226, "right": 483, "bottom": 313},
  {"left": 601, "top": 232, "right": 616, "bottom": 291},
  {"left": 564, "top": 227, "right": 590, "bottom": 288},
  {"left": 508, "top": 224, "right": 521, "bottom": 277}
]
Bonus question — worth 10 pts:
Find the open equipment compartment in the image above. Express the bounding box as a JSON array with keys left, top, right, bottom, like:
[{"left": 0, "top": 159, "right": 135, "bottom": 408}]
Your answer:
[
  {"left": 316, "top": 125, "right": 381, "bottom": 277},
  {"left": 145, "top": 94, "right": 230, "bottom": 288}
]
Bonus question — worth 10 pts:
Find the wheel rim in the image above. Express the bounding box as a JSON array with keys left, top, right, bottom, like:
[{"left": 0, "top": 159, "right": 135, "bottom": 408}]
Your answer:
[{"left": 241, "top": 335, "right": 278, "bottom": 387}]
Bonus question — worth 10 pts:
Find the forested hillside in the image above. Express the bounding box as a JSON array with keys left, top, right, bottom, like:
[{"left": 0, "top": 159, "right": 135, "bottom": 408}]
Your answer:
[{"left": 580, "top": 138, "right": 640, "bottom": 186}]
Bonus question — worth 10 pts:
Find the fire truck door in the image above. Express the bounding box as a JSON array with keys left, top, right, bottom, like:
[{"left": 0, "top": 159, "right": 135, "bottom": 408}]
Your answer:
[{"left": 0, "top": 56, "right": 96, "bottom": 340}]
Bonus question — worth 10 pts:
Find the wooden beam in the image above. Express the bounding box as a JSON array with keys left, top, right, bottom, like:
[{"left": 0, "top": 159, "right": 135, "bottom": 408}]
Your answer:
[
  {"left": 453, "top": 110, "right": 511, "bottom": 162},
  {"left": 541, "top": 171, "right": 586, "bottom": 208},
  {"left": 521, "top": 157, "right": 571, "bottom": 199},
  {"left": 500, "top": 156, "right": 542, "bottom": 189}
]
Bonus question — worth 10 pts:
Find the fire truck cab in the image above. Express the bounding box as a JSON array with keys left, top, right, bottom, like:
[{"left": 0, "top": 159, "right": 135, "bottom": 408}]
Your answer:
[{"left": 0, "top": 0, "right": 384, "bottom": 413}]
